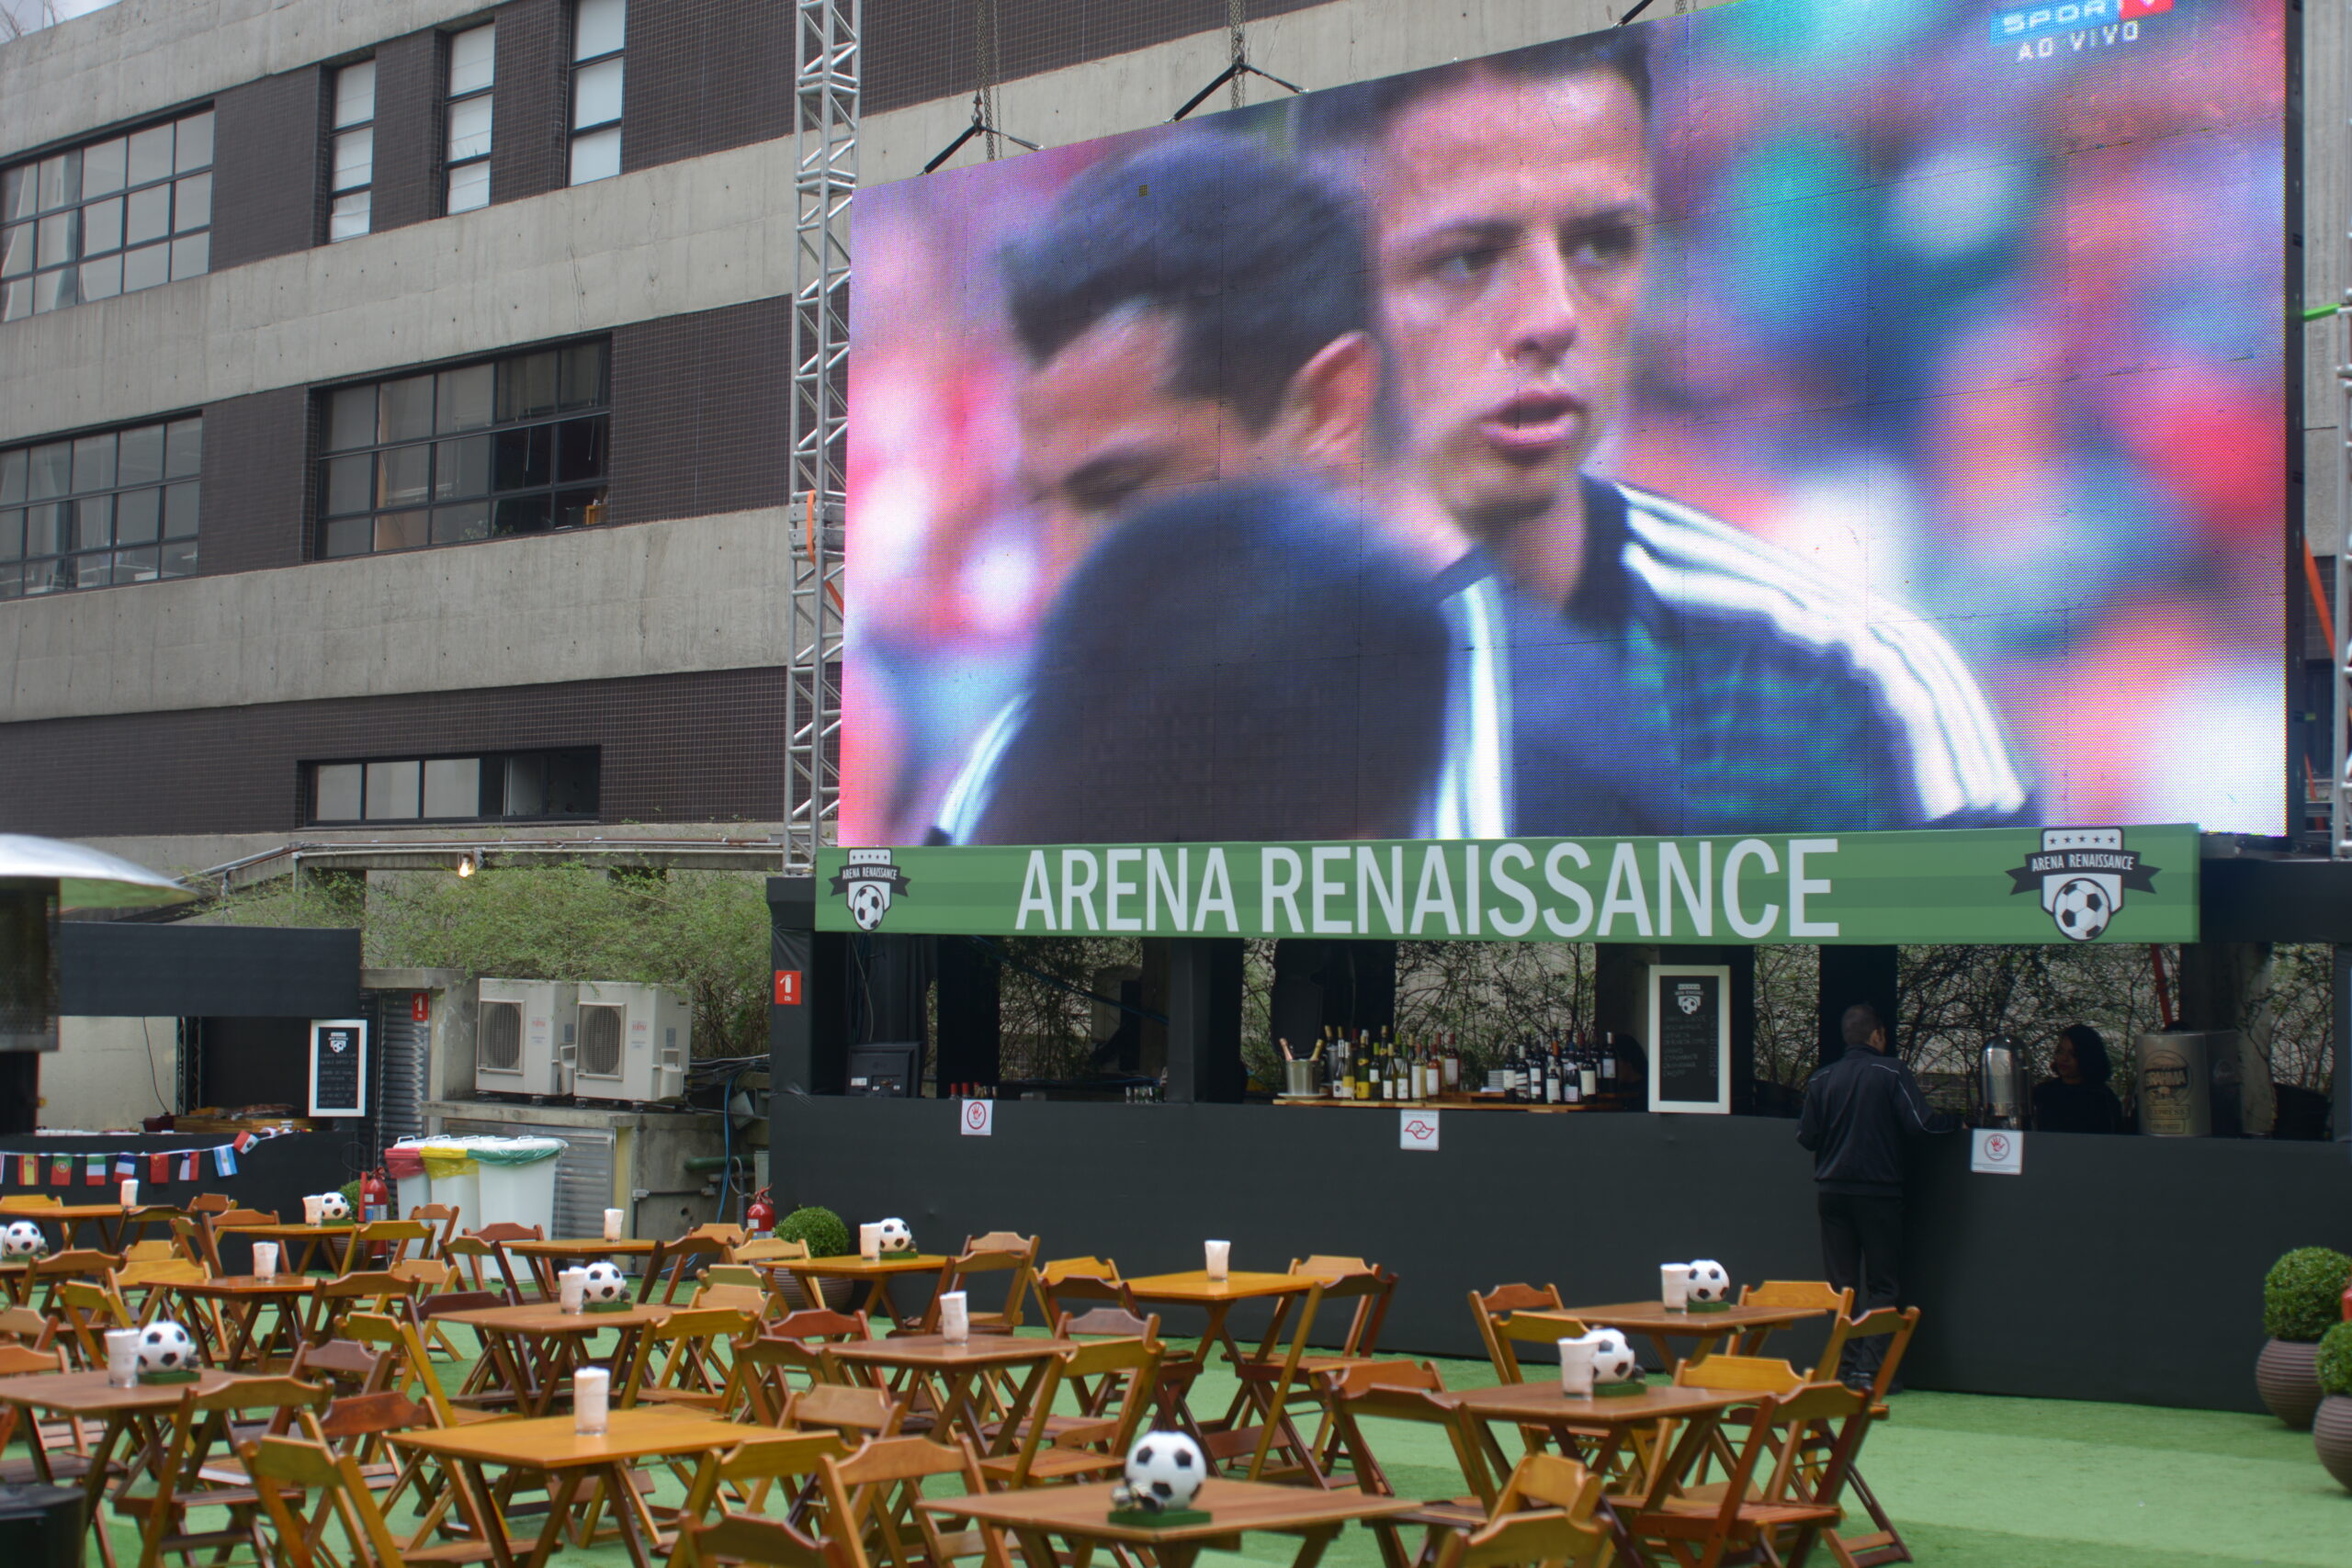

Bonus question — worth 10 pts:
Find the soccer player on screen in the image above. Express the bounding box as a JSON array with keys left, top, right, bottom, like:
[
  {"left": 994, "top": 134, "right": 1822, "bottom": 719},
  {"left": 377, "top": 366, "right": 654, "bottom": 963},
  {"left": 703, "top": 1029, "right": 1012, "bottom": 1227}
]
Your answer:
[
  {"left": 1299, "top": 35, "right": 2034, "bottom": 833},
  {"left": 930, "top": 132, "right": 1441, "bottom": 843}
]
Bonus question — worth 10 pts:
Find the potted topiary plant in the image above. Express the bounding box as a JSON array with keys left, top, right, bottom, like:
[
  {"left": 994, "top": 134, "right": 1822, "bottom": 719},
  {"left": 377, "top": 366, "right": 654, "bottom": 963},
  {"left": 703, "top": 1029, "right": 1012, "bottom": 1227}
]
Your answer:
[
  {"left": 771, "top": 1205, "right": 854, "bottom": 1309},
  {"left": 2258, "top": 1247, "right": 2352, "bottom": 1429},
  {"left": 2312, "top": 1322, "right": 2352, "bottom": 1488}
]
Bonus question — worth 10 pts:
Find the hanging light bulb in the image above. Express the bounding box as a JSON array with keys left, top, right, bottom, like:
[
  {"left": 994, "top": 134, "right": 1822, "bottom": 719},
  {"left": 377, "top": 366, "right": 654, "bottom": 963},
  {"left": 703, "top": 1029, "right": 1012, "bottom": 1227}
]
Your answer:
[{"left": 455, "top": 852, "right": 478, "bottom": 879}]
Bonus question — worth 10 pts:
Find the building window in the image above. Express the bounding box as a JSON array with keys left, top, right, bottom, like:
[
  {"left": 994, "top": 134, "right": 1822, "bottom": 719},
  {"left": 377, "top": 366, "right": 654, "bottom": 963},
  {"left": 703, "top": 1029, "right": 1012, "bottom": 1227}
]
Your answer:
[
  {"left": 445, "top": 23, "right": 495, "bottom": 215},
  {"left": 329, "top": 61, "right": 376, "bottom": 243},
  {"left": 569, "top": 0, "right": 626, "bottom": 186},
  {"left": 308, "top": 748, "right": 600, "bottom": 824},
  {"left": 1, "top": 108, "right": 213, "bottom": 321},
  {"left": 316, "top": 340, "right": 610, "bottom": 559},
  {"left": 0, "top": 416, "right": 201, "bottom": 599}
]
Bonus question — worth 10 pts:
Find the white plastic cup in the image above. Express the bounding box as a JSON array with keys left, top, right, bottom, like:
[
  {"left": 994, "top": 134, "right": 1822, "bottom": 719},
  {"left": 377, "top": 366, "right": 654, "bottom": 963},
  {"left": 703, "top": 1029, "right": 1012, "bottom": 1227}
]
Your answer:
[
  {"left": 603, "top": 1208, "right": 624, "bottom": 1243},
  {"left": 1557, "top": 1336, "right": 1597, "bottom": 1396},
  {"left": 302, "top": 1195, "right": 324, "bottom": 1226},
  {"left": 1660, "top": 1264, "right": 1690, "bottom": 1311},
  {"left": 858, "top": 1224, "right": 882, "bottom": 1262},
  {"left": 1204, "top": 1240, "right": 1231, "bottom": 1281},
  {"left": 252, "top": 1242, "right": 279, "bottom": 1280},
  {"left": 559, "top": 1268, "right": 586, "bottom": 1314},
  {"left": 106, "top": 1328, "right": 141, "bottom": 1388},
  {"left": 119, "top": 1179, "right": 138, "bottom": 1208},
  {"left": 939, "top": 1291, "right": 969, "bottom": 1342},
  {"left": 573, "top": 1366, "right": 610, "bottom": 1436}
]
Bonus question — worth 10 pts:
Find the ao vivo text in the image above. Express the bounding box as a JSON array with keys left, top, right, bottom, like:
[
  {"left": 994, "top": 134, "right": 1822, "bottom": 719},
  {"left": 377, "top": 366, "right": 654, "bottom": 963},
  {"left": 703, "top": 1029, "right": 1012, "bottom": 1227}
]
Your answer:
[{"left": 1009, "top": 840, "right": 1840, "bottom": 942}]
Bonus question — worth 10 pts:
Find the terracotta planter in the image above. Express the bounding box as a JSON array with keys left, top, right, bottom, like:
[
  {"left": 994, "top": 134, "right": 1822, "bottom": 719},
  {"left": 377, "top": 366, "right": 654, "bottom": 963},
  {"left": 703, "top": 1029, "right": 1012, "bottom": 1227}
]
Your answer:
[
  {"left": 2314, "top": 1394, "right": 2352, "bottom": 1489},
  {"left": 2257, "top": 1337, "right": 2324, "bottom": 1429}
]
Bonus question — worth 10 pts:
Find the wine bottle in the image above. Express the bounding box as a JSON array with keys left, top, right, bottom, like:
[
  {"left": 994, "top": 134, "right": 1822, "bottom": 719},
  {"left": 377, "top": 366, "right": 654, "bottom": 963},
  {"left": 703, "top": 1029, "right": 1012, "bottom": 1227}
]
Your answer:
[
  {"left": 1578, "top": 1034, "right": 1599, "bottom": 1102},
  {"left": 1442, "top": 1032, "right": 1460, "bottom": 1092}
]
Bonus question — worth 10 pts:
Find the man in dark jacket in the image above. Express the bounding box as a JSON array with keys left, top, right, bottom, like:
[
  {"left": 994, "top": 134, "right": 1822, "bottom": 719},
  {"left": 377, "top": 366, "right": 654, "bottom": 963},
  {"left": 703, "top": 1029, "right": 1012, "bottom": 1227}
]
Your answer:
[{"left": 1798, "top": 1002, "right": 1955, "bottom": 1386}]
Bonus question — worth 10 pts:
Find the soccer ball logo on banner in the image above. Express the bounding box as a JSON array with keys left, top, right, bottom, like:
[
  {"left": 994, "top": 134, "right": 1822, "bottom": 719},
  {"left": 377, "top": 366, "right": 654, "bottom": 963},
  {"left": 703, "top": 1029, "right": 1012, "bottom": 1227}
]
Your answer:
[
  {"left": 831, "top": 848, "right": 910, "bottom": 932},
  {"left": 2006, "top": 829, "right": 2161, "bottom": 944}
]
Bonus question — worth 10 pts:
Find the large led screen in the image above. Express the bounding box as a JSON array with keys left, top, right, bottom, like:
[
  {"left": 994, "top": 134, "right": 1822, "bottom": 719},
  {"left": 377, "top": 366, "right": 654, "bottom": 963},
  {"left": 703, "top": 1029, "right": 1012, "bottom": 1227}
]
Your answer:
[{"left": 845, "top": 0, "right": 2288, "bottom": 848}]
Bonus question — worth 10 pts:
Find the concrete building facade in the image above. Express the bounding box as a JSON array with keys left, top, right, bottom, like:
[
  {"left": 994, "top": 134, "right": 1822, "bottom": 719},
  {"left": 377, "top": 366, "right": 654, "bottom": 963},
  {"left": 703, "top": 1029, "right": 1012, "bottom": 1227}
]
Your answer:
[{"left": 0, "top": 0, "right": 2335, "bottom": 877}]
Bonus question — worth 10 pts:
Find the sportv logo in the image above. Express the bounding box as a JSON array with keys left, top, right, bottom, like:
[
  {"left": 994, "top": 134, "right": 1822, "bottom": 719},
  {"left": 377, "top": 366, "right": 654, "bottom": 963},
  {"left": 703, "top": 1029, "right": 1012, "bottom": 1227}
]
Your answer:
[{"left": 1991, "top": 0, "right": 2168, "bottom": 43}]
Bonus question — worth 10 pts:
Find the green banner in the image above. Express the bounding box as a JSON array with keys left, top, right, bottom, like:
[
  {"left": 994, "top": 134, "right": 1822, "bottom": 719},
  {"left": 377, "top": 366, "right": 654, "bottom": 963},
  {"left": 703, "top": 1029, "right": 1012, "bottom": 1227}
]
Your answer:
[{"left": 820, "top": 825, "right": 2199, "bottom": 945}]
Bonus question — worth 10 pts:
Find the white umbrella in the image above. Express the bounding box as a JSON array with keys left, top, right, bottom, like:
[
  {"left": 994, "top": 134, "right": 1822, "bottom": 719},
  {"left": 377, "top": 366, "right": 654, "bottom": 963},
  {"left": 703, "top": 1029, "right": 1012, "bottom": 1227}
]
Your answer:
[{"left": 0, "top": 834, "right": 194, "bottom": 910}]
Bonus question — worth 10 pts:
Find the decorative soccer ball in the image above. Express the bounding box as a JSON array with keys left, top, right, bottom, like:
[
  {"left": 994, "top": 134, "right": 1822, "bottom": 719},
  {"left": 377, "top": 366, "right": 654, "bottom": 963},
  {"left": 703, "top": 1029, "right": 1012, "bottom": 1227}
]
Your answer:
[
  {"left": 316, "top": 1192, "right": 352, "bottom": 1223},
  {"left": 1587, "top": 1328, "right": 1639, "bottom": 1385},
  {"left": 1122, "top": 1430, "right": 1206, "bottom": 1511},
  {"left": 137, "top": 1321, "right": 196, "bottom": 1374},
  {"left": 581, "top": 1262, "right": 628, "bottom": 1303},
  {"left": 875, "top": 1217, "right": 913, "bottom": 1254},
  {"left": 2050, "top": 877, "right": 2112, "bottom": 942},
  {"left": 1, "top": 1221, "right": 47, "bottom": 1260},
  {"left": 1684, "top": 1259, "right": 1730, "bottom": 1304}
]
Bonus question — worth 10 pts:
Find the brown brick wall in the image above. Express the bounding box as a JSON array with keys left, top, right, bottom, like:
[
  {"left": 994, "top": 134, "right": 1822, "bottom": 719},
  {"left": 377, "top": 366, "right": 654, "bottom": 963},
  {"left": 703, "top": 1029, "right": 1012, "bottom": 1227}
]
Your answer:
[
  {"left": 195, "top": 386, "right": 311, "bottom": 578},
  {"left": 369, "top": 30, "right": 444, "bottom": 234},
  {"left": 489, "top": 0, "right": 568, "bottom": 207},
  {"left": 0, "top": 667, "right": 786, "bottom": 839},
  {"left": 620, "top": 0, "right": 793, "bottom": 175},
  {"left": 208, "top": 69, "right": 323, "bottom": 269},
  {"left": 607, "top": 298, "right": 789, "bottom": 527}
]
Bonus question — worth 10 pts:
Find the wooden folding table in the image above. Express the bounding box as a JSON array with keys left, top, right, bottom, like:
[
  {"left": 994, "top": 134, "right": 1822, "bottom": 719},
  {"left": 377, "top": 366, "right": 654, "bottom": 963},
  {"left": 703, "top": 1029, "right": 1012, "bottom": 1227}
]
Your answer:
[
  {"left": 391, "top": 1407, "right": 779, "bottom": 1568},
  {"left": 172, "top": 1274, "right": 316, "bottom": 1370},
  {"left": 825, "top": 1331, "right": 1072, "bottom": 1453},
  {"left": 928, "top": 1474, "right": 1420, "bottom": 1568},
  {"left": 780, "top": 1252, "right": 949, "bottom": 1330},
  {"left": 502, "top": 1237, "right": 663, "bottom": 1298},
  {"left": 438, "top": 1301, "right": 672, "bottom": 1416},
  {"left": 1529, "top": 1300, "right": 1831, "bottom": 1372}
]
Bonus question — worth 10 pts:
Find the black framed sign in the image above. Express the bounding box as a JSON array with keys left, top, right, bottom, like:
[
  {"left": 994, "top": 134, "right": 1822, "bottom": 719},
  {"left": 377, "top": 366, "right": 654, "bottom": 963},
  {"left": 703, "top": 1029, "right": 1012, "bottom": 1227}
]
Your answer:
[
  {"left": 1647, "top": 966, "right": 1730, "bottom": 1115},
  {"left": 309, "top": 1019, "right": 368, "bottom": 1118}
]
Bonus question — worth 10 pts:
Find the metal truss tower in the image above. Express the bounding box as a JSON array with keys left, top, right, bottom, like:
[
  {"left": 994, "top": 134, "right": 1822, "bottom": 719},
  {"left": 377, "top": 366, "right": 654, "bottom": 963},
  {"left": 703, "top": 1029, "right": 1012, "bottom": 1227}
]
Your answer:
[{"left": 785, "top": 0, "right": 856, "bottom": 869}]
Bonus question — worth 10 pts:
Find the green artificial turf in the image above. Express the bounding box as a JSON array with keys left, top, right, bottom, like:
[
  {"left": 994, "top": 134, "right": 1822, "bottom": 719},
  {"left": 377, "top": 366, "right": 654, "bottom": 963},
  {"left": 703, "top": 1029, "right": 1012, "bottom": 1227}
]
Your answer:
[{"left": 70, "top": 1332, "right": 2347, "bottom": 1566}]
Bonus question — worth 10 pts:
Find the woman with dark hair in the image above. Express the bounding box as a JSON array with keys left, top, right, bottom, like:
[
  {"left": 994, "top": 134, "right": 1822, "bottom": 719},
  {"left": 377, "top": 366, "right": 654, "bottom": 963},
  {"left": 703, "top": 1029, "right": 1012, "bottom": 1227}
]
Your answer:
[{"left": 2034, "top": 1024, "right": 2125, "bottom": 1134}]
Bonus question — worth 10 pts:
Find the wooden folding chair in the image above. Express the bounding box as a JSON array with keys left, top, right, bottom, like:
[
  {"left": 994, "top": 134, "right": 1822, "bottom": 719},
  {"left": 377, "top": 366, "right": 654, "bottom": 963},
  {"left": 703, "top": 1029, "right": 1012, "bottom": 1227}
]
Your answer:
[
  {"left": 1800, "top": 1307, "right": 1919, "bottom": 1568},
  {"left": 642, "top": 1235, "right": 735, "bottom": 1305},
  {"left": 0, "top": 1340, "right": 91, "bottom": 1488},
  {"left": 1228, "top": 1269, "right": 1399, "bottom": 1484},
  {"left": 341, "top": 1220, "right": 433, "bottom": 1274},
  {"left": 621, "top": 1305, "right": 757, "bottom": 1411},
  {"left": 782, "top": 1383, "right": 905, "bottom": 1445},
  {"left": 123, "top": 1239, "right": 176, "bottom": 1264},
  {"left": 1317, "top": 1359, "right": 1495, "bottom": 1517},
  {"left": 920, "top": 1234, "right": 1042, "bottom": 1335},
  {"left": 818, "top": 1437, "right": 1012, "bottom": 1568},
  {"left": 246, "top": 1435, "right": 408, "bottom": 1568},
  {"left": 673, "top": 1512, "right": 839, "bottom": 1568},
  {"left": 1423, "top": 1451, "right": 1611, "bottom": 1568},
  {"left": 667, "top": 1431, "right": 850, "bottom": 1559},
  {"left": 305, "top": 1270, "right": 419, "bottom": 1343},
  {"left": 1035, "top": 1257, "right": 1132, "bottom": 1322},
  {"left": 124, "top": 1374, "right": 332, "bottom": 1568},
  {"left": 443, "top": 1234, "right": 528, "bottom": 1303},
  {"left": 185, "top": 1194, "right": 233, "bottom": 1217},
  {"left": 408, "top": 1204, "right": 462, "bottom": 1255},
  {"left": 53, "top": 1276, "right": 136, "bottom": 1367},
  {"left": 1468, "top": 1281, "right": 1577, "bottom": 1384},
  {"left": 724, "top": 1325, "right": 871, "bottom": 1422},
  {"left": 978, "top": 1333, "right": 1163, "bottom": 1491},
  {"left": 28, "top": 1247, "right": 125, "bottom": 1319},
  {"left": 1624, "top": 1380, "right": 1868, "bottom": 1568}
]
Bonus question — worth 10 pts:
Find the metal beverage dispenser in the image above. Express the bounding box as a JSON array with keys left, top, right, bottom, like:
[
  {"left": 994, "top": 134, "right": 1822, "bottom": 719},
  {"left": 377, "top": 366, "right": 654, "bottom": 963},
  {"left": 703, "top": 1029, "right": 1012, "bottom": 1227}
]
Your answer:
[{"left": 1978, "top": 1036, "right": 2029, "bottom": 1129}]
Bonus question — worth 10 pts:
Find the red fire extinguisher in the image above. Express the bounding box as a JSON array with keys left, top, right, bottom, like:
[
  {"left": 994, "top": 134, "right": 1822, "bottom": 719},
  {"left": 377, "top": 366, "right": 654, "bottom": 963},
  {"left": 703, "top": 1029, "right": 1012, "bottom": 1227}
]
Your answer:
[
  {"left": 746, "top": 1186, "right": 775, "bottom": 1236},
  {"left": 360, "top": 1167, "right": 391, "bottom": 1224}
]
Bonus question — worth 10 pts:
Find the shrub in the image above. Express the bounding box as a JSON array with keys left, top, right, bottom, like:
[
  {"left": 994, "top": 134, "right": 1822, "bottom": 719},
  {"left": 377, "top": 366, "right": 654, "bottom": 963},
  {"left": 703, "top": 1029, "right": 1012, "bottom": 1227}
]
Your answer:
[
  {"left": 773, "top": 1205, "right": 849, "bottom": 1258},
  {"left": 2318, "top": 1323, "right": 2352, "bottom": 1398},
  {"left": 2264, "top": 1247, "right": 2352, "bottom": 1341}
]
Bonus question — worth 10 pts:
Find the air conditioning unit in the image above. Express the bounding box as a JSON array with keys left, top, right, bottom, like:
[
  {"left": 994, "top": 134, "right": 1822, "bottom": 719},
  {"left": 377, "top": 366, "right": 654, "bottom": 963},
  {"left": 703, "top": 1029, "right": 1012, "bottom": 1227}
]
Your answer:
[
  {"left": 474, "top": 978, "right": 577, "bottom": 1100},
  {"left": 566, "top": 981, "right": 689, "bottom": 1104}
]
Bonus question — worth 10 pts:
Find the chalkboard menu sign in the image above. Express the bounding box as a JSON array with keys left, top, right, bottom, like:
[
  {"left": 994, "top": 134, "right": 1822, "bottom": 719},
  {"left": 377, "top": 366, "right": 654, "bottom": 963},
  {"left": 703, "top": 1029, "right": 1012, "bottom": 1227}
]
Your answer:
[
  {"left": 1648, "top": 967, "right": 1730, "bottom": 1115},
  {"left": 309, "top": 1019, "right": 368, "bottom": 1118}
]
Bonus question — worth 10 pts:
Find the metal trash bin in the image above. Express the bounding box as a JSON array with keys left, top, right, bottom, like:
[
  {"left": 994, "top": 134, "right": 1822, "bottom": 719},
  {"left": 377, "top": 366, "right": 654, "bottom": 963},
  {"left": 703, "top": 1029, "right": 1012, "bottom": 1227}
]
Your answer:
[{"left": 0, "top": 1481, "right": 85, "bottom": 1567}]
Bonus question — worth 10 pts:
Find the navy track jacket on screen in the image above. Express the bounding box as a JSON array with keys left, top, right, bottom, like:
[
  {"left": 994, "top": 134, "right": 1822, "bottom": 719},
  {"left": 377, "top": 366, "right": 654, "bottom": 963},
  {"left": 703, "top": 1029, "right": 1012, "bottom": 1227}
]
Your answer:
[{"left": 1797, "top": 1048, "right": 1957, "bottom": 1196}]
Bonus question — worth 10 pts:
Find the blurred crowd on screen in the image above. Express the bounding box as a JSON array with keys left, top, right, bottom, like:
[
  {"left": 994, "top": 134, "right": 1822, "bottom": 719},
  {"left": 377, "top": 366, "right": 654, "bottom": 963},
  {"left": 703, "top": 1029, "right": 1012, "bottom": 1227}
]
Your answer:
[{"left": 842, "top": 0, "right": 2287, "bottom": 846}]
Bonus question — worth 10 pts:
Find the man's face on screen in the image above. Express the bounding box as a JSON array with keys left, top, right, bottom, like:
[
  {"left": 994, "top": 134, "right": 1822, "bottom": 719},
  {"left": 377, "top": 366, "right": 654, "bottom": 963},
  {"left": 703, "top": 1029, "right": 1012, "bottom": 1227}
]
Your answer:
[
  {"left": 1012, "top": 303, "right": 1367, "bottom": 576},
  {"left": 1365, "top": 68, "right": 1651, "bottom": 536},
  {"left": 1014, "top": 307, "right": 1256, "bottom": 573}
]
